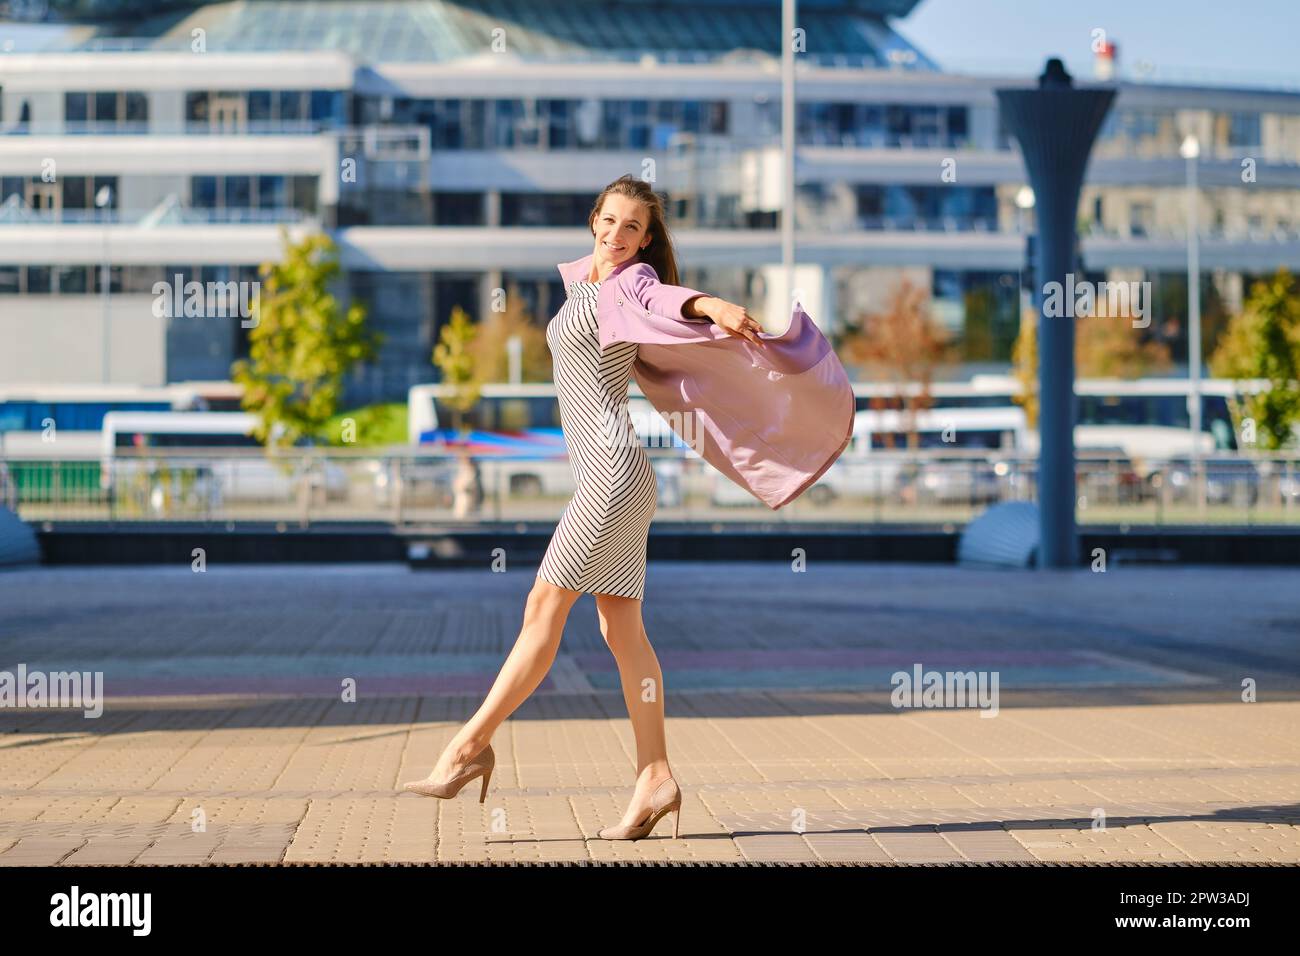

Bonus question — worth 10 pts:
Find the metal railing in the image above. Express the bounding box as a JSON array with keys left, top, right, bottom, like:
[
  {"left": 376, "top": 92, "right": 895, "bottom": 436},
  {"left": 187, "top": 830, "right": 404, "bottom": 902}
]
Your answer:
[
  {"left": 0, "top": 206, "right": 317, "bottom": 226},
  {"left": 3, "top": 449, "right": 1298, "bottom": 527}
]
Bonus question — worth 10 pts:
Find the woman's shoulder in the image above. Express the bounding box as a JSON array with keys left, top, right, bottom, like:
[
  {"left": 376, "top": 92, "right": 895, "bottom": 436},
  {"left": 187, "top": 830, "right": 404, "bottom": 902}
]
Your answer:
[{"left": 619, "top": 261, "right": 660, "bottom": 283}]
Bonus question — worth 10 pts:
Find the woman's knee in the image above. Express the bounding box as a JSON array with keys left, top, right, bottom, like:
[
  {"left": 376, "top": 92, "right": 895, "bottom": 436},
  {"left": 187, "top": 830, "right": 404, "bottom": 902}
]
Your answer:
[
  {"left": 527, "top": 576, "right": 580, "bottom": 622},
  {"left": 595, "top": 594, "right": 642, "bottom": 649}
]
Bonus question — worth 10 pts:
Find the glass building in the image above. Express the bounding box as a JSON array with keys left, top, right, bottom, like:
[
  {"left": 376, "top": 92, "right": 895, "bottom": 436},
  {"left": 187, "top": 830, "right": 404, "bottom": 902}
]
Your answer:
[{"left": 1, "top": 0, "right": 1299, "bottom": 401}]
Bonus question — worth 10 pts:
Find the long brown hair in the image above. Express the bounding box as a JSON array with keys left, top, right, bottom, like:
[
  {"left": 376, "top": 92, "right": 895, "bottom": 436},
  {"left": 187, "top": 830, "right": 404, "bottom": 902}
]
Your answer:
[{"left": 587, "top": 174, "right": 682, "bottom": 286}]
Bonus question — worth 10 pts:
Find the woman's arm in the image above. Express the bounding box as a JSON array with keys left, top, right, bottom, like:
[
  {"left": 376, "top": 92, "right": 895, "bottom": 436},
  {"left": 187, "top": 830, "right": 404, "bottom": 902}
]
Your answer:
[
  {"left": 682, "top": 294, "right": 717, "bottom": 321},
  {"left": 630, "top": 269, "right": 766, "bottom": 346},
  {"left": 682, "top": 294, "right": 767, "bottom": 347},
  {"left": 630, "top": 271, "right": 712, "bottom": 322}
]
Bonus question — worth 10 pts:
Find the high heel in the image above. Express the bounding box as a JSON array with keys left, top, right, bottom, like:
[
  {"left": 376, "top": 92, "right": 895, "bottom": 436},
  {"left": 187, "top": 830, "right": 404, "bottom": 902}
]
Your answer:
[
  {"left": 597, "top": 777, "right": 683, "bottom": 840},
  {"left": 402, "top": 743, "right": 495, "bottom": 802}
]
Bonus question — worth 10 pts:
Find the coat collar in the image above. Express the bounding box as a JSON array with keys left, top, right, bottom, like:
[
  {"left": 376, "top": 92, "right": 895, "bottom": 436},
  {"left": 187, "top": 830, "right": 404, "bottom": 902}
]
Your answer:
[{"left": 556, "top": 250, "right": 646, "bottom": 287}]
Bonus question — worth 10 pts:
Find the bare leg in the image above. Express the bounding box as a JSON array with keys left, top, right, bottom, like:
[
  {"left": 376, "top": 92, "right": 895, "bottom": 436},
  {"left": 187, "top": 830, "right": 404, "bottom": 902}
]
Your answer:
[
  {"left": 419, "top": 577, "right": 582, "bottom": 783},
  {"left": 595, "top": 592, "right": 674, "bottom": 827}
]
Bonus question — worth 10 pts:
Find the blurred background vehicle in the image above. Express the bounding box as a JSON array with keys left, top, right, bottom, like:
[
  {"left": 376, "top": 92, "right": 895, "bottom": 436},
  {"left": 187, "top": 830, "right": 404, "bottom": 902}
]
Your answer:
[
  {"left": 1147, "top": 455, "right": 1262, "bottom": 506},
  {"left": 101, "top": 411, "right": 349, "bottom": 506}
]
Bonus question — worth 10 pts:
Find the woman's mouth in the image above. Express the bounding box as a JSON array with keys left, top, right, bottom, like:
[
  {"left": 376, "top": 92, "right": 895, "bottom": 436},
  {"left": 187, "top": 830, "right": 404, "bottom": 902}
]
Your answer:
[{"left": 602, "top": 241, "right": 626, "bottom": 253}]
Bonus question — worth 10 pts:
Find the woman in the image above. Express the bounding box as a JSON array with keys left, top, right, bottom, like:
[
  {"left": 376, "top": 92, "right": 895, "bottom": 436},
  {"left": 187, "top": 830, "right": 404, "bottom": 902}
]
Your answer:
[{"left": 402, "top": 175, "right": 853, "bottom": 841}]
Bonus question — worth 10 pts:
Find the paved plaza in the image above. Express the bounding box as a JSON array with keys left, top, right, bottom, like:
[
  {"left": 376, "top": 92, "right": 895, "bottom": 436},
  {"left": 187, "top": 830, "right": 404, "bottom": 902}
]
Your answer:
[{"left": 1, "top": 561, "right": 1298, "bottom": 863}]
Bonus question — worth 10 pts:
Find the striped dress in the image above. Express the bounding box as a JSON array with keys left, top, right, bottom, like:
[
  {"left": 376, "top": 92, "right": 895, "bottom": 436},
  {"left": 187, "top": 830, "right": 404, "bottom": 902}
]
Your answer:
[{"left": 536, "top": 279, "right": 658, "bottom": 600}]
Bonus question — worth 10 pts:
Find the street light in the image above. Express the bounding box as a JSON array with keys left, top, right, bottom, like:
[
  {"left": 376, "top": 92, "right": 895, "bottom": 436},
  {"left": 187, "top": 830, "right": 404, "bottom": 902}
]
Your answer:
[
  {"left": 95, "top": 184, "right": 113, "bottom": 384},
  {"left": 1014, "top": 185, "right": 1036, "bottom": 214},
  {"left": 1180, "top": 133, "right": 1204, "bottom": 514},
  {"left": 780, "top": 0, "right": 796, "bottom": 302},
  {"left": 1015, "top": 186, "right": 1036, "bottom": 358},
  {"left": 1015, "top": 186, "right": 1036, "bottom": 246}
]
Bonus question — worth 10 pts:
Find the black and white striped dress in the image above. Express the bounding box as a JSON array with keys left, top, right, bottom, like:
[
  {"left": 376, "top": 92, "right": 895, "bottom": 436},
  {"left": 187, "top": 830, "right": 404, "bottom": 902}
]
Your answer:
[{"left": 536, "top": 279, "right": 658, "bottom": 600}]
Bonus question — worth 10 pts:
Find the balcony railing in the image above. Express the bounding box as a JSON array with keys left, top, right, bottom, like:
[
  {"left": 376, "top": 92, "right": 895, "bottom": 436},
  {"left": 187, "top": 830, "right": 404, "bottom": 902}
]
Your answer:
[
  {"left": 0, "top": 205, "right": 317, "bottom": 226},
  {"left": 1, "top": 121, "right": 335, "bottom": 136}
]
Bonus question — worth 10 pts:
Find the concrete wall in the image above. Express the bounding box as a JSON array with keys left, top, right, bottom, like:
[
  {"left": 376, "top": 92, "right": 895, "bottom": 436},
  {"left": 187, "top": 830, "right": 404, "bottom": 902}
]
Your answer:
[{"left": 0, "top": 295, "right": 165, "bottom": 384}]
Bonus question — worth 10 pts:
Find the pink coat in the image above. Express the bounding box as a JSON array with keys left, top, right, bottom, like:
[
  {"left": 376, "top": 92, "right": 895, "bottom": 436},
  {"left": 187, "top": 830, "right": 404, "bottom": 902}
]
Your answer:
[{"left": 556, "top": 251, "right": 854, "bottom": 510}]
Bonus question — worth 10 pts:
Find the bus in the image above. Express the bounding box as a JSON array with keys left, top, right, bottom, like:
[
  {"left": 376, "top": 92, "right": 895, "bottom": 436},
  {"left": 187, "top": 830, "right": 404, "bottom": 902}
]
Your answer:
[
  {"left": 407, "top": 382, "right": 688, "bottom": 450},
  {"left": 406, "top": 377, "right": 1276, "bottom": 505},
  {"left": 711, "top": 405, "right": 1031, "bottom": 506},
  {"left": 101, "top": 411, "right": 347, "bottom": 503},
  {"left": 847, "top": 406, "right": 1030, "bottom": 505},
  {"left": 409, "top": 377, "right": 1270, "bottom": 459},
  {"left": 851, "top": 376, "right": 1273, "bottom": 457},
  {"left": 406, "top": 383, "right": 688, "bottom": 503},
  {"left": 0, "top": 381, "right": 244, "bottom": 460},
  {"left": 407, "top": 383, "right": 561, "bottom": 444}
]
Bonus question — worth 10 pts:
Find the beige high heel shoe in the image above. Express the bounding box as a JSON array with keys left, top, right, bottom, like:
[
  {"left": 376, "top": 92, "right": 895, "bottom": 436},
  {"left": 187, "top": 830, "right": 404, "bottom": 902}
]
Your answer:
[
  {"left": 597, "top": 777, "right": 682, "bottom": 840},
  {"left": 402, "top": 743, "right": 495, "bottom": 802}
]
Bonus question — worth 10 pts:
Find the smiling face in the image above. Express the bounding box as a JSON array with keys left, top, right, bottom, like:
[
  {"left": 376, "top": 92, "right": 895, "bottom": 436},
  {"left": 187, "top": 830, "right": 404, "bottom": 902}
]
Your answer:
[{"left": 590, "top": 192, "right": 651, "bottom": 275}]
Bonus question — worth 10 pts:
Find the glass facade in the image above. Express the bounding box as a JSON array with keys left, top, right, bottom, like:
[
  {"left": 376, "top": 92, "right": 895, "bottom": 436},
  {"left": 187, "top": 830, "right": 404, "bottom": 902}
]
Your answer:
[
  {"left": 0, "top": 263, "right": 261, "bottom": 295},
  {"left": 4, "top": 71, "right": 1297, "bottom": 401},
  {"left": 355, "top": 96, "right": 728, "bottom": 150},
  {"left": 500, "top": 193, "right": 591, "bottom": 227},
  {"left": 930, "top": 270, "right": 1022, "bottom": 360},
  {"left": 853, "top": 184, "right": 998, "bottom": 230},
  {"left": 797, "top": 102, "right": 969, "bottom": 148},
  {"left": 190, "top": 175, "right": 318, "bottom": 214},
  {"left": 183, "top": 89, "right": 346, "bottom": 132},
  {"left": 63, "top": 91, "right": 148, "bottom": 132}
]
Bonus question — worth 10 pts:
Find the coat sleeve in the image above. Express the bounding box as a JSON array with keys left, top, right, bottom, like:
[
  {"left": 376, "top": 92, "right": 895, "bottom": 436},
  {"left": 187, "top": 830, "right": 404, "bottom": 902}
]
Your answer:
[{"left": 626, "top": 266, "right": 713, "bottom": 323}]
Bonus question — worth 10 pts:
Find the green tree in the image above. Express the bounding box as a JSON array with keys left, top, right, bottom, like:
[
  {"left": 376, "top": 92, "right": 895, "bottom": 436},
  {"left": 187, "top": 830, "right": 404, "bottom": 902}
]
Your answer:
[
  {"left": 231, "top": 229, "right": 382, "bottom": 450},
  {"left": 1208, "top": 268, "right": 1300, "bottom": 450},
  {"left": 432, "top": 305, "right": 482, "bottom": 434}
]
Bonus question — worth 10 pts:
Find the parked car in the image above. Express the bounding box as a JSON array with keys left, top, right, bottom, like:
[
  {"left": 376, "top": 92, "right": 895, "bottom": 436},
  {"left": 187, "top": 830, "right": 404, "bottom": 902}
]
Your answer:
[
  {"left": 1076, "top": 451, "right": 1146, "bottom": 504},
  {"left": 900, "top": 457, "right": 1003, "bottom": 504},
  {"left": 370, "top": 458, "right": 455, "bottom": 508},
  {"left": 1148, "top": 455, "right": 1261, "bottom": 505}
]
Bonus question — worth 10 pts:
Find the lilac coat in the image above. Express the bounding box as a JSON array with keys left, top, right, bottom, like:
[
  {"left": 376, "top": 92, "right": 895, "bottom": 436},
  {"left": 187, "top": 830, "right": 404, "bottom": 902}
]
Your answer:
[{"left": 557, "top": 251, "right": 854, "bottom": 510}]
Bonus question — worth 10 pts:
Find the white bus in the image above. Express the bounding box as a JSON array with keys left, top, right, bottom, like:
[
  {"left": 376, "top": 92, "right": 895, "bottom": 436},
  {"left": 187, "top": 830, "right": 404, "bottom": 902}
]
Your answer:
[
  {"left": 852, "top": 375, "right": 1272, "bottom": 458},
  {"left": 407, "top": 383, "right": 560, "bottom": 443},
  {"left": 410, "top": 377, "right": 1270, "bottom": 460},
  {"left": 712, "top": 406, "right": 1030, "bottom": 506},
  {"left": 0, "top": 381, "right": 244, "bottom": 460}
]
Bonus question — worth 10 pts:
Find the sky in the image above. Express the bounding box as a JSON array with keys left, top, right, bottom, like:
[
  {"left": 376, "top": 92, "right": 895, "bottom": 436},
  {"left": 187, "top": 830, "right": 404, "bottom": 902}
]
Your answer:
[{"left": 896, "top": 0, "right": 1300, "bottom": 89}]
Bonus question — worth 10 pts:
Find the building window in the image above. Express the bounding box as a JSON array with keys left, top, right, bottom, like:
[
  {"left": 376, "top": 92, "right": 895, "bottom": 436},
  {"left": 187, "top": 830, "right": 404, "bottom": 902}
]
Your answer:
[
  {"left": 182, "top": 90, "right": 341, "bottom": 132},
  {"left": 1226, "top": 111, "right": 1261, "bottom": 148},
  {"left": 500, "top": 193, "right": 591, "bottom": 227},
  {"left": 433, "top": 192, "right": 484, "bottom": 226},
  {"left": 371, "top": 97, "right": 730, "bottom": 151},
  {"left": 54, "top": 265, "right": 91, "bottom": 294},
  {"left": 64, "top": 91, "right": 148, "bottom": 132},
  {"left": 65, "top": 92, "right": 88, "bottom": 123}
]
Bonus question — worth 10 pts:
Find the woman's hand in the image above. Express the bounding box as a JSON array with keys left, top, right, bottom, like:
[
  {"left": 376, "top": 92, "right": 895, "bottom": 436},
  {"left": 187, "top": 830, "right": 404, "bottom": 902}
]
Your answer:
[{"left": 691, "top": 296, "right": 766, "bottom": 347}]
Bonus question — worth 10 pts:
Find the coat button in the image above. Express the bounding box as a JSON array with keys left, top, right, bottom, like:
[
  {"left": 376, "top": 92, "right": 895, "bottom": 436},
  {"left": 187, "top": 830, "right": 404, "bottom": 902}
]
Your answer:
[{"left": 617, "top": 297, "right": 624, "bottom": 305}]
